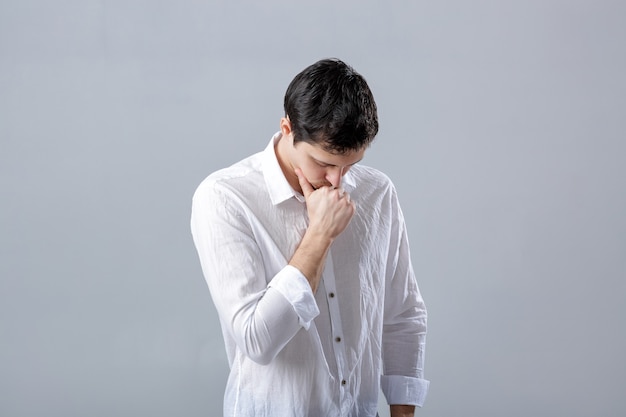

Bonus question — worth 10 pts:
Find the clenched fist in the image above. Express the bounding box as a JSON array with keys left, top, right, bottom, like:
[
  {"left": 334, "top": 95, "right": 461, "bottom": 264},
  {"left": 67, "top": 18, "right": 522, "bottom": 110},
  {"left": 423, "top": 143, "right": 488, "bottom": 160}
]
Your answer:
[{"left": 296, "top": 168, "right": 355, "bottom": 240}]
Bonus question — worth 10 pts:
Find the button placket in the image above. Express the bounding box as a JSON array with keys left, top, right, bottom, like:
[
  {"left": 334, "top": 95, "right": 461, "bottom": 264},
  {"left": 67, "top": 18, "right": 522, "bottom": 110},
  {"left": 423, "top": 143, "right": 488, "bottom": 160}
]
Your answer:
[{"left": 321, "top": 252, "right": 348, "bottom": 397}]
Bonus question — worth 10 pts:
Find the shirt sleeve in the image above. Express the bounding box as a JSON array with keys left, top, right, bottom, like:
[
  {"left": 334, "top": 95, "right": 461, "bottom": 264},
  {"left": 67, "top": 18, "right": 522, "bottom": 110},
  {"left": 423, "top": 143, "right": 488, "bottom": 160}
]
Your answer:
[
  {"left": 190, "top": 181, "right": 319, "bottom": 366},
  {"left": 381, "top": 186, "right": 430, "bottom": 407}
]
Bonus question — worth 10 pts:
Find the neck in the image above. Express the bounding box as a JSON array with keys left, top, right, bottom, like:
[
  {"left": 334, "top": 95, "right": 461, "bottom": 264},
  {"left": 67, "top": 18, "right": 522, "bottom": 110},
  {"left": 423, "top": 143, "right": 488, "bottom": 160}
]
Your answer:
[{"left": 275, "top": 134, "right": 302, "bottom": 194}]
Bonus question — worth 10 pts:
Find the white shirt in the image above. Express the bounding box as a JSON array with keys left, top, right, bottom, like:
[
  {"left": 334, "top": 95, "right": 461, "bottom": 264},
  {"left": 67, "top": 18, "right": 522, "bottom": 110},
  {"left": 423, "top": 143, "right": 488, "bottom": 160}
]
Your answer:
[{"left": 191, "top": 133, "right": 429, "bottom": 417}]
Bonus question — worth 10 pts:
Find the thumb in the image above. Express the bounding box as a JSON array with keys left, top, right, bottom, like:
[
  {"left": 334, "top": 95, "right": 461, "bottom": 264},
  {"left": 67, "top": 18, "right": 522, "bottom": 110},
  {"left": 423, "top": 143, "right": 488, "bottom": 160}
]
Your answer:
[{"left": 295, "top": 168, "right": 314, "bottom": 198}]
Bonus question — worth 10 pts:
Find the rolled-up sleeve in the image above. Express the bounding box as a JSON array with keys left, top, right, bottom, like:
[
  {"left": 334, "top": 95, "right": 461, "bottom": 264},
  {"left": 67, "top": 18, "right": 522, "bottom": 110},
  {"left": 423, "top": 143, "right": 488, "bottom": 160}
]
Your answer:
[{"left": 268, "top": 265, "right": 319, "bottom": 330}]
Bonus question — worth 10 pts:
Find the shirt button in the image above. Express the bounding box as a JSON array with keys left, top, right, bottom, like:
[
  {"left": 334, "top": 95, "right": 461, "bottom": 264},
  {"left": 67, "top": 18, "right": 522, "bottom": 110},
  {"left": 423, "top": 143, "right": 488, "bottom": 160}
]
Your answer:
[
  {"left": 335, "top": 336, "right": 341, "bottom": 342},
  {"left": 341, "top": 379, "right": 347, "bottom": 386},
  {"left": 329, "top": 292, "right": 335, "bottom": 298}
]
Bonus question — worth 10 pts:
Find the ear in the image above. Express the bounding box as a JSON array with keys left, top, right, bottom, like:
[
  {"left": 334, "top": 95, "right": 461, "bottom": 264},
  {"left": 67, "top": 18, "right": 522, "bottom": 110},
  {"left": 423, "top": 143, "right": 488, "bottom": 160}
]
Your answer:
[{"left": 280, "top": 117, "right": 292, "bottom": 137}]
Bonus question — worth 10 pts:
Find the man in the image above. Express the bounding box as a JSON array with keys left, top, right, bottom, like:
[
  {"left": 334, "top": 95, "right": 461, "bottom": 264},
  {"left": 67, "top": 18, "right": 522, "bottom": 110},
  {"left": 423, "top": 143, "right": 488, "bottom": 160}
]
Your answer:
[{"left": 191, "top": 58, "right": 428, "bottom": 416}]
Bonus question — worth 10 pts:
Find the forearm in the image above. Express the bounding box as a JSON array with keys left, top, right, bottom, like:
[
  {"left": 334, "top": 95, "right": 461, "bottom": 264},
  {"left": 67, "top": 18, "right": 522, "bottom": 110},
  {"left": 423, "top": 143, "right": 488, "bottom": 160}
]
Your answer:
[
  {"left": 382, "top": 323, "right": 427, "bottom": 377},
  {"left": 288, "top": 228, "right": 333, "bottom": 293}
]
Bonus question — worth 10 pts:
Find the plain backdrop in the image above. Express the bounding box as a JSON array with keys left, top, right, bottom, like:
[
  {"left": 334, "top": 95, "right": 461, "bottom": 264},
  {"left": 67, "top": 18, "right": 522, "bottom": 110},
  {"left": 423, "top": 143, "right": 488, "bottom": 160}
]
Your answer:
[{"left": 1, "top": 1, "right": 625, "bottom": 416}]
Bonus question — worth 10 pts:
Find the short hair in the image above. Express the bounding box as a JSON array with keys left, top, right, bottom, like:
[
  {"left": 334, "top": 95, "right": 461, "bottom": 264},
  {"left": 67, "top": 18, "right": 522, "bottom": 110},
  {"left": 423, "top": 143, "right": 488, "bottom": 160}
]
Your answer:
[{"left": 284, "top": 58, "right": 379, "bottom": 154}]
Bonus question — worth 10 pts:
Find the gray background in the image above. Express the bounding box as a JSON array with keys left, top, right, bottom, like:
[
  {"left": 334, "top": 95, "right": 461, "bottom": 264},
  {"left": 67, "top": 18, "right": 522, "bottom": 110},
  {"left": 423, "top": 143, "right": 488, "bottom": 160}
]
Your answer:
[{"left": 1, "top": 1, "right": 625, "bottom": 416}]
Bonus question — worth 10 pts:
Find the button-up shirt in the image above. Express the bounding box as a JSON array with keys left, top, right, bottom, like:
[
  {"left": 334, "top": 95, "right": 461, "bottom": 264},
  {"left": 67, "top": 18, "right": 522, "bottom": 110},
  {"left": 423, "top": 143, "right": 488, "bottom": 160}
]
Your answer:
[{"left": 190, "top": 132, "right": 429, "bottom": 416}]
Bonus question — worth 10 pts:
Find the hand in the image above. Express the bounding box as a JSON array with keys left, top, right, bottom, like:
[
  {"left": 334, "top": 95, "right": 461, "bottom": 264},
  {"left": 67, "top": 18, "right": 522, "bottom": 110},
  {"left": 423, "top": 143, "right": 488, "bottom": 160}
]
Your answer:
[
  {"left": 296, "top": 168, "right": 355, "bottom": 240},
  {"left": 390, "top": 405, "right": 415, "bottom": 417}
]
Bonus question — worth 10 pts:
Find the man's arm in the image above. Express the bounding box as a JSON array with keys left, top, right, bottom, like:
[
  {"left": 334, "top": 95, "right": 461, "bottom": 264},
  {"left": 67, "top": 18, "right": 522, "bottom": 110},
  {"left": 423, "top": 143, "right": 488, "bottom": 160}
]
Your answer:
[
  {"left": 191, "top": 182, "right": 310, "bottom": 365},
  {"left": 190, "top": 172, "right": 354, "bottom": 365},
  {"left": 380, "top": 185, "right": 429, "bottom": 409}
]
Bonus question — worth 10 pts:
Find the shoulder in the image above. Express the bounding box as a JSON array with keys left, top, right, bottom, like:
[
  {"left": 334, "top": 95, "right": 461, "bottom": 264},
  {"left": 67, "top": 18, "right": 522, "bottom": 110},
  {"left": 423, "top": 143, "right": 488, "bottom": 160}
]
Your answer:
[
  {"left": 192, "top": 152, "right": 265, "bottom": 206},
  {"left": 349, "top": 164, "right": 396, "bottom": 194},
  {"left": 347, "top": 164, "right": 404, "bottom": 217}
]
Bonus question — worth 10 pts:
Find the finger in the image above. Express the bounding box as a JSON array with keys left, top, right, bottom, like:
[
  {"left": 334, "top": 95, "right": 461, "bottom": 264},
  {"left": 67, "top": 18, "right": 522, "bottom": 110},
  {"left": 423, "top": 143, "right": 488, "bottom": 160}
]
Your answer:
[{"left": 295, "top": 168, "right": 314, "bottom": 198}]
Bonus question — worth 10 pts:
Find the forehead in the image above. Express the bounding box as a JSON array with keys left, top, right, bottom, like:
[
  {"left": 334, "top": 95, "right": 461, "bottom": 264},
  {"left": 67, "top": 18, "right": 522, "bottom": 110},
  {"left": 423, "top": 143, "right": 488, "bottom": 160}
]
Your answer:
[{"left": 298, "top": 141, "right": 365, "bottom": 166}]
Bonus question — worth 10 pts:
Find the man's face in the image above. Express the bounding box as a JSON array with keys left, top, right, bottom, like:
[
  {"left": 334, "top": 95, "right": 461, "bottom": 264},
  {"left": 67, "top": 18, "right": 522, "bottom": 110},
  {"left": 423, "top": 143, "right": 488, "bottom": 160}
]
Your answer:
[{"left": 289, "top": 140, "right": 365, "bottom": 190}]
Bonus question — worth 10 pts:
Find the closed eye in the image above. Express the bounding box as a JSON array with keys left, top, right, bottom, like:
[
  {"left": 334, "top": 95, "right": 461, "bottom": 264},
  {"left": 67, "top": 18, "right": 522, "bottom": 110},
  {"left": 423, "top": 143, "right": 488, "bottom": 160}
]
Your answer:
[{"left": 312, "top": 157, "right": 362, "bottom": 168}]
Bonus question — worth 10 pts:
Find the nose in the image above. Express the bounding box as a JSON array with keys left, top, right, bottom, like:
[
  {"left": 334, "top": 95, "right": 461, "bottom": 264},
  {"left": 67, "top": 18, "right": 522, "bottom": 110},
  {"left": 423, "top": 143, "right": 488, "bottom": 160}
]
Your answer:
[{"left": 326, "top": 166, "right": 345, "bottom": 188}]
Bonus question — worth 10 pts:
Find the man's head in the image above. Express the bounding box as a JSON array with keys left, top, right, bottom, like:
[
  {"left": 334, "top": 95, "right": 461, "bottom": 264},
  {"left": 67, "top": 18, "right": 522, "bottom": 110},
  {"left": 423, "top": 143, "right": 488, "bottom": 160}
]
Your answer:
[
  {"left": 283, "top": 58, "right": 379, "bottom": 154},
  {"left": 276, "top": 59, "right": 378, "bottom": 192}
]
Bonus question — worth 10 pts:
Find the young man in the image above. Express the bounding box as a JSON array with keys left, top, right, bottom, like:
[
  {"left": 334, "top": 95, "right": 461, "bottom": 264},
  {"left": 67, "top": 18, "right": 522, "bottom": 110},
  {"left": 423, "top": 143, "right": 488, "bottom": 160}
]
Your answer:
[{"left": 191, "top": 58, "right": 429, "bottom": 416}]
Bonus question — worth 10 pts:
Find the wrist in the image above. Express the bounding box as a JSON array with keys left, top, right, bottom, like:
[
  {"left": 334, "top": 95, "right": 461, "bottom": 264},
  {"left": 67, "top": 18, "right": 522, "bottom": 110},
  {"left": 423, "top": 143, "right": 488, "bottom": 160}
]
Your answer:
[{"left": 303, "top": 224, "right": 335, "bottom": 246}]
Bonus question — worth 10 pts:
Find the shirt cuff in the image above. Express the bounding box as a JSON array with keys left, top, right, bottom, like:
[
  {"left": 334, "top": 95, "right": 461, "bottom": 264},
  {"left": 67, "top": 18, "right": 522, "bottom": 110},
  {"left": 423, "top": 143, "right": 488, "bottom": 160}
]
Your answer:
[
  {"left": 268, "top": 265, "right": 320, "bottom": 330},
  {"left": 381, "top": 374, "right": 430, "bottom": 408}
]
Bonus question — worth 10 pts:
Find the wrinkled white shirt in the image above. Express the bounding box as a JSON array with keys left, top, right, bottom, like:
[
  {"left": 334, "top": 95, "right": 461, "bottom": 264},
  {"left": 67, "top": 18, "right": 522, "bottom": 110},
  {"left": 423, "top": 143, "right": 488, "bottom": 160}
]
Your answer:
[{"left": 191, "top": 133, "right": 429, "bottom": 417}]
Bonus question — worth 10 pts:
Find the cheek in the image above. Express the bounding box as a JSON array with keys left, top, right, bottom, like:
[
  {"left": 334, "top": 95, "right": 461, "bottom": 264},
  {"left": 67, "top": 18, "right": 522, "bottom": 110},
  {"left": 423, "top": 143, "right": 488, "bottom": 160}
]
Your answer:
[
  {"left": 299, "top": 161, "right": 321, "bottom": 177},
  {"left": 301, "top": 164, "right": 327, "bottom": 185}
]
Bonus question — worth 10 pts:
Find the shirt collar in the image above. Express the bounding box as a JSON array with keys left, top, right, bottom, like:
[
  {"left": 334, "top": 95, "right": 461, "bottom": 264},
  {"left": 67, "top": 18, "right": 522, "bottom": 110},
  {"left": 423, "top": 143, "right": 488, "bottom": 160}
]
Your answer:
[
  {"left": 262, "top": 132, "right": 299, "bottom": 205},
  {"left": 262, "top": 132, "right": 357, "bottom": 206}
]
